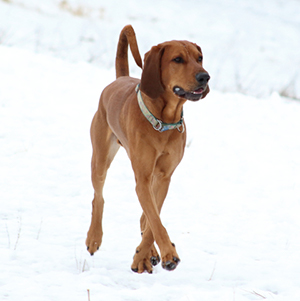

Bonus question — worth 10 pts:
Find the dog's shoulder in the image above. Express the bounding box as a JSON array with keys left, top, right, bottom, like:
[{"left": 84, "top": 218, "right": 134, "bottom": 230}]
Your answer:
[
  {"left": 105, "top": 76, "right": 139, "bottom": 91},
  {"left": 99, "top": 76, "right": 140, "bottom": 113}
]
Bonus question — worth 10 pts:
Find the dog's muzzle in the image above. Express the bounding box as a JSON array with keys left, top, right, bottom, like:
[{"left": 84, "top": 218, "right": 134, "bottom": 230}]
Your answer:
[{"left": 173, "top": 72, "right": 210, "bottom": 101}]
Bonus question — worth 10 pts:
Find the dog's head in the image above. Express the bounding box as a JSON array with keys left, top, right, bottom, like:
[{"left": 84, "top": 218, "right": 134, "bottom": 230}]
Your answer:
[{"left": 140, "top": 40, "right": 210, "bottom": 101}]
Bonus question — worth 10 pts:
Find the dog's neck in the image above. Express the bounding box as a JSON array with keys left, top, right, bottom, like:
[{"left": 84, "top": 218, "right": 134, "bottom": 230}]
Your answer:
[{"left": 141, "top": 90, "right": 186, "bottom": 124}]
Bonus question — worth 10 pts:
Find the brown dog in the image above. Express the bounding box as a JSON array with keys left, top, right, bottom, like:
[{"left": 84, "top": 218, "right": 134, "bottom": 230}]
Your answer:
[{"left": 86, "top": 25, "right": 210, "bottom": 273}]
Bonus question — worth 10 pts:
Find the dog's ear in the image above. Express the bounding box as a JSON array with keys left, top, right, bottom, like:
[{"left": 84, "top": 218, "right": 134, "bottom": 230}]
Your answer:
[
  {"left": 140, "top": 45, "right": 165, "bottom": 99},
  {"left": 192, "top": 42, "right": 202, "bottom": 53}
]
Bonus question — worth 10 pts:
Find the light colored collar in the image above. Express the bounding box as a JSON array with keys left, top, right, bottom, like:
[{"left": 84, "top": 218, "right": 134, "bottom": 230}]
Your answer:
[{"left": 135, "top": 84, "right": 185, "bottom": 133}]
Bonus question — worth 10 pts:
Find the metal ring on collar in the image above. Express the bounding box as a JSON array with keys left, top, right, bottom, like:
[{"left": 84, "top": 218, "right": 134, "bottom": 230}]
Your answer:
[
  {"left": 153, "top": 119, "right": 163, "bottom": 131},
  {"left": 177, "top": 122, "right": 185, "bottom": 133}
]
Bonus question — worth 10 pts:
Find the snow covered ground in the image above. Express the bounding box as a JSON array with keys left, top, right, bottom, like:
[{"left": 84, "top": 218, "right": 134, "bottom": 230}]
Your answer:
[
  {"left": 1, "top": 1, "right": 300, "bottom": 300},
  {"left": 1, "top": 0, "right": 300, "bottom": 99}
]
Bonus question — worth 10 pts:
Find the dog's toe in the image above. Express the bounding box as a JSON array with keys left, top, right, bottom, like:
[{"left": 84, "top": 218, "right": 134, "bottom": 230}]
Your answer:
[
  {"left": 173, "top": 256, "right": 180, "bottom": 263},
  {"left": 131, "top": 267, "right": 138, "bottom": 273},
  {"left": 86, "top": 240, "right": 101, "bottom": 256},
  {"left": 150, "top": 255, "right": 160, "bottom": 266},
  {"left": 162, "top": 261, "right": 176, "bottom": 271}
]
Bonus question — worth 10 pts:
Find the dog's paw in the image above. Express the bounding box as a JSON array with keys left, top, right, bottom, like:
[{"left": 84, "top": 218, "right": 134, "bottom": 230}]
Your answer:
[
  {"left": 161, "top": 243, "right": 180, "bottom": 271},
  {"left": 162, "top": 256, "right": 180, "bottom": 271},
  {"left": 131, "top": 257, "right": 153, "bottom": 274},
  {"left": 85, "top": 230, "right": 102, "bottom": 256},
  {"left": 131, "top": 245, "right": 159, "bottom": 274}
]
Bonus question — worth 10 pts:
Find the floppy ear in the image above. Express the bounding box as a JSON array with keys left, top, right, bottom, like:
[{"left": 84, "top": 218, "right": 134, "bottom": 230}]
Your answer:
[
  {"left": 140, "top": 45, "right": 165, "bottom": 99},
  {"left": 192, "top": 42, "right": 202, "bottom": 53}
]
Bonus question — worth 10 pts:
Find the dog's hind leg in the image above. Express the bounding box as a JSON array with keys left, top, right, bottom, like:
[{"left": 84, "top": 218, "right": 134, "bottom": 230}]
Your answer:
[{"left": 86, "top": 109, "right": 120, "bottom": 256}]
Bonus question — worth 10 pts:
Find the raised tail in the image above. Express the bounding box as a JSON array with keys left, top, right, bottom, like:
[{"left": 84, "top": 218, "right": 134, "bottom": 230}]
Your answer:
[{"left": 115, "top": 25, "right": 143, "bottom": 78}]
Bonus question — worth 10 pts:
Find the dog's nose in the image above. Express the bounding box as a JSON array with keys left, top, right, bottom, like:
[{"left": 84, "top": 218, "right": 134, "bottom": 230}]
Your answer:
[{"left": 196, "top": 72, "right": 210, "bottom": 85}]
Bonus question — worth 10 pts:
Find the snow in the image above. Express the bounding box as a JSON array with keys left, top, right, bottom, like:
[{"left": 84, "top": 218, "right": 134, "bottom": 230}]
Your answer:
[
  {"left": 1, "top": 0, "right": 300, "bottom": 300},
  {"left": 1, "top": 0, "right": 300, "bottom": 99}
]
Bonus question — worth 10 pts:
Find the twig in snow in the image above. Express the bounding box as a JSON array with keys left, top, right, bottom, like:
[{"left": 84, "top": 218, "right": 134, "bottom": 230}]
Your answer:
[
  {"left": 252, "top": 291, "right": 266, "bottom": 299},
  {"left": 208, "top": 261, "right": 217, "bottom": 281},
  {"left": 14, "top": 215, "right": 22, "bottom": 250},
  {"left": 87, "top": 289, "right": 90, "bottom": 301},
  {"left": 75, "top": 246, "right": 89, "bottom": 273},
  {"left": 242, "top": 289, "right": 266, "bottom": 299},
  {"left": 36, "top": 218, "right": 43, "bottom": 240},
  {"left": 5, "top": 222, "right": 10, "bottom": 248},
  {"left": 82, "top": 259, "right": 88, "bottom": 273}
]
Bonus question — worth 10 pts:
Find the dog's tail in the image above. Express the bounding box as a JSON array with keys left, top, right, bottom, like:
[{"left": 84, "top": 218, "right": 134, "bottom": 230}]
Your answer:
[{"left": 115, "top": 25, "right": 143, "bottom": 78}]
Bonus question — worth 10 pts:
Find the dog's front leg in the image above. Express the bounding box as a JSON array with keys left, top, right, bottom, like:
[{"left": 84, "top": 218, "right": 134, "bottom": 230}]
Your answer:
[{"left": 131, "top": 157, "right": 180, "bottom": 273}]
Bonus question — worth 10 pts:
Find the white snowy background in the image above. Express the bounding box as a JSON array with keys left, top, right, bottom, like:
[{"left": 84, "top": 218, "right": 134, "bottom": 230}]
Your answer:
[{"left": 0, "top": 0, "right": 300, "bottom": 300}]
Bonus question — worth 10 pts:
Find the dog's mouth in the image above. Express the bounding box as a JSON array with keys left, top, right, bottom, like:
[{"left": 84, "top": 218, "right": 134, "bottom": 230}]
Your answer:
[{"left": 173, "top": 86, "right": 206, "bottom": 101}]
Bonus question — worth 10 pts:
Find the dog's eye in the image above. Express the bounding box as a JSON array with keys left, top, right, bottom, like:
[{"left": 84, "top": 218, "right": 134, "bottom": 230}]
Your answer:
[
  {"left": 198, "top": 56, "right": 203, "bottom": 62},
  {"left": 173, "top": 57, "right": 184, "bottom": 63}
]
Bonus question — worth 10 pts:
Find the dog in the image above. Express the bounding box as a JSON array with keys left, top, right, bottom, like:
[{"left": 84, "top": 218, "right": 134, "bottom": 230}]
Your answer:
[{"left": 86, "top": 25, "right": 210, "bottom": 273}]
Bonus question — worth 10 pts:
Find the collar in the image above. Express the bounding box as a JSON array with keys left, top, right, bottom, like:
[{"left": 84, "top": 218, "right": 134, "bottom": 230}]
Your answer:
[{"left": 135, "top": 84, "right": 185, "bottom": 133}]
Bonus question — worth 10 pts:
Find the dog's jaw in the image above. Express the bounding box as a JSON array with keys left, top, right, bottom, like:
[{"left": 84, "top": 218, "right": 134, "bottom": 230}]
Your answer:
[{"left": 173, "top": 86, "right": 206, "bottom": 101}]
